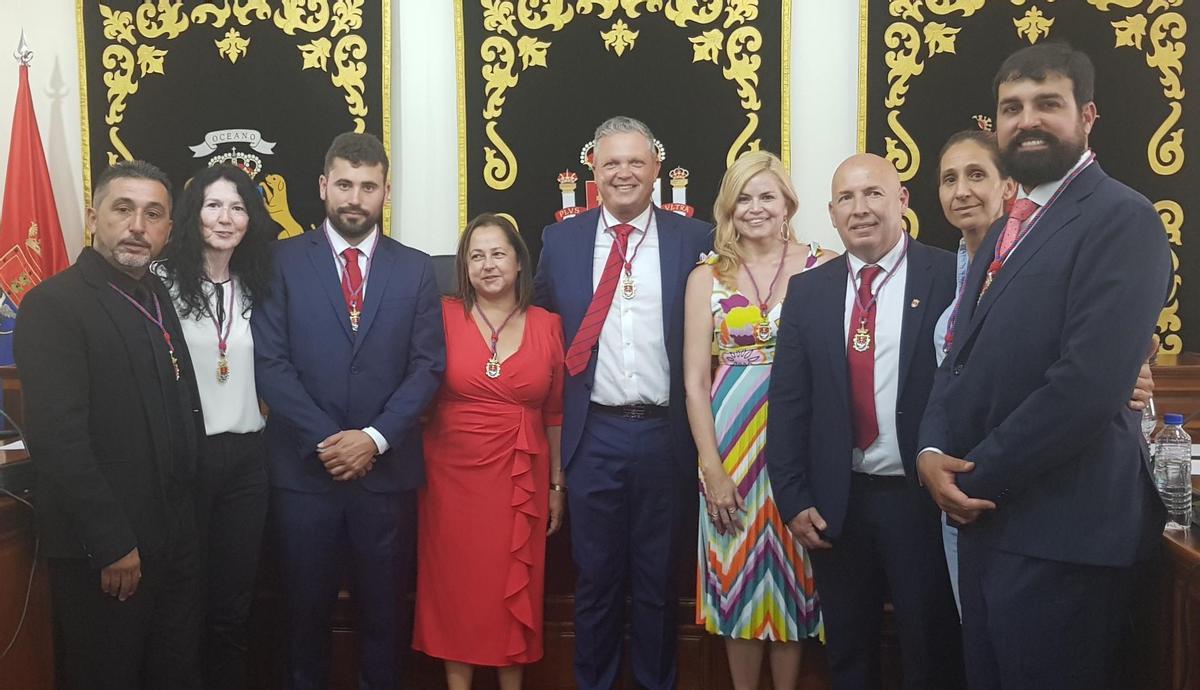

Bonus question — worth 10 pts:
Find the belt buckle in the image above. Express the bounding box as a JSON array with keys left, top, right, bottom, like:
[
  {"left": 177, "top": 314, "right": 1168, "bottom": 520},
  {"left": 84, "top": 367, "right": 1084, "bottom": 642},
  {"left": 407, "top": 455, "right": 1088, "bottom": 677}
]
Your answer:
[{"left": 622, "top": 405, "right": 648, "bottom": 420}]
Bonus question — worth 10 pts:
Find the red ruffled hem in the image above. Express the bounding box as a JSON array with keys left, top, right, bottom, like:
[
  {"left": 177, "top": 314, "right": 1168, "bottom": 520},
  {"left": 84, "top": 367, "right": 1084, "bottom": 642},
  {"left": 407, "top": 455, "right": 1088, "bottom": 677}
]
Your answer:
[{"left": 503, "top": 419, "right": 543, "bottom": 663}]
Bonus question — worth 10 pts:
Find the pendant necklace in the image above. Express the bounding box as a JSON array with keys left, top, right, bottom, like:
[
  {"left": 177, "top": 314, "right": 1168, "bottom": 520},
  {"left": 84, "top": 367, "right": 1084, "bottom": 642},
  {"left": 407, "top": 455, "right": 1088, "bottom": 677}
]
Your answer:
[
  {"left": 108, "top": 283, "right": 181, "bottom": 381},
  {"left": 847, "top": 234, "right": 910, "bottom": 353},
  {"left": 742, "top": 241, "right": 790, "bottom": 343},
  {"left": 601, "top": 210, "right": 650, "bottom": 299},
  {"left": 475, "top": 302, "right": 521, "bottom": 379},
  {"left": 206, "top": 277, "right": 236, "bottom": 383}
]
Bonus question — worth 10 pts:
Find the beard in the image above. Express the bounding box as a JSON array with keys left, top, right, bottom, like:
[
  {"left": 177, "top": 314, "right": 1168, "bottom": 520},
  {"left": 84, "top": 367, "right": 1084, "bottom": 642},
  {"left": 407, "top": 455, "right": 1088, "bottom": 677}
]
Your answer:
[
  {"left": 1001, "top": 128, "right": 1085, "bottom": 188},
  {"left": 326, "top": 204, "right": 380, "bottom": 241}
]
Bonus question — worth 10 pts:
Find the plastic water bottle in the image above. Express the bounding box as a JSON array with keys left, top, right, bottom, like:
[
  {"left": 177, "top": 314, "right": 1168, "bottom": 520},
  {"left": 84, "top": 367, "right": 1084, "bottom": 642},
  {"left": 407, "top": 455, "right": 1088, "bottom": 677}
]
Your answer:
[{"left": 1154, "top": 413, "right": 1193, "bottom": 531}]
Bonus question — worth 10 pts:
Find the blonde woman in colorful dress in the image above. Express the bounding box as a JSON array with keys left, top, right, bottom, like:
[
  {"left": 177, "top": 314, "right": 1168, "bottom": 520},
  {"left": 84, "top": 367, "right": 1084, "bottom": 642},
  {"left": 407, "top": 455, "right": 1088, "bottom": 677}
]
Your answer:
[{"left": 683, "top": 151, "right": 833, "bottom": 690}]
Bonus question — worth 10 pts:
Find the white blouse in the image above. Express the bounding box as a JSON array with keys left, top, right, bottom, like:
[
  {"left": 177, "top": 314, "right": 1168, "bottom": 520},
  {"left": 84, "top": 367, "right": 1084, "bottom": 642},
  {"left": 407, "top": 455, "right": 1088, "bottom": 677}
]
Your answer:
[{"left": 171, "top": 275, "right": 266, "bottom": 436}]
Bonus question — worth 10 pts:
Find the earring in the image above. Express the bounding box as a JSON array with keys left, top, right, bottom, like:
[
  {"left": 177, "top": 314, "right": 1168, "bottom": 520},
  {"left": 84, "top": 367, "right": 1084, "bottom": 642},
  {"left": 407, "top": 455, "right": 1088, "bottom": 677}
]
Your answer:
[
  {"left": 734, "top": 228, "right": 741, "bottom": 241},
  {"left": 779, "top": 224, "right": 789, "bottom": 241}
]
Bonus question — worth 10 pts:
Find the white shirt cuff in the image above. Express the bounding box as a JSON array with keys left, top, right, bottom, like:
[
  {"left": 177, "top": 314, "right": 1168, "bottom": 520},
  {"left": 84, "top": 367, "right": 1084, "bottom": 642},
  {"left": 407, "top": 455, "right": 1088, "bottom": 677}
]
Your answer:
[{"left": 362, "top": 426, "right": 389, "bottom": 455}]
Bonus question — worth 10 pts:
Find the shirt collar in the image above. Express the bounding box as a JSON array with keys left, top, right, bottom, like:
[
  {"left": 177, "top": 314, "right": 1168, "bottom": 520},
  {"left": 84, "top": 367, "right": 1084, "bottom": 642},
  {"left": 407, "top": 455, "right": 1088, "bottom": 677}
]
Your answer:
[
  {"left": 1019, "top": 149, "right": 1093, "bottom": 207},
  {"left": 599, "top": 204, "right": 654, "bottom": 235},
  {"left": 325, "top": 221, "right": 380, "bottom": 258},
  {"left": 846, "top": 232, "right": 907, "bottom": 278}
]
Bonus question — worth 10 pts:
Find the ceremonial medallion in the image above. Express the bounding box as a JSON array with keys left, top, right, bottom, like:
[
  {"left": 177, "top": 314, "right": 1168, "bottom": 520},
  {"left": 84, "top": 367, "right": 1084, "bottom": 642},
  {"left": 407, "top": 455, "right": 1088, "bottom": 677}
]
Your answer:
[
  {"left": 217, "top": 352, "right": 230, "bottom": 383},
  {"left": 621, "top": 276, "right": 637, "bottom": 299},
  {"left": 349, "top": 304, "right": 361, "bottom": 332},
  {"left": 852, "top": 325, "right": 872, "bottom": 353},
  {"left": 485, "top": 357, "right": 502, "bottom": 379},
  {"left": 754, "top": 322, "right": 772, "bottom": 343},
  {"left": 170, "top": 352, "right": 182, "bottom": 381}
]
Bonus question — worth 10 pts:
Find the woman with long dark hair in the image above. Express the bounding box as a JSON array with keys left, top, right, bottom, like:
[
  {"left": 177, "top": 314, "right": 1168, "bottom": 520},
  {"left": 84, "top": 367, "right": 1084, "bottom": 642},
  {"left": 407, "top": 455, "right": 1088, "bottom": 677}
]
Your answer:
[{"left": 156, "top": 163, "right": 274, "bottom": 690}]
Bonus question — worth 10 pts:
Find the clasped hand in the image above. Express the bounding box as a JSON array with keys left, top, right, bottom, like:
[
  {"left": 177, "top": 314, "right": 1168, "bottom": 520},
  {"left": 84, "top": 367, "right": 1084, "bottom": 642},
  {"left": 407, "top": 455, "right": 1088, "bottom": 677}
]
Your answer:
[
  {"left": 317, "top": 430, "right": 379, "bottom": 481},
  {"left": 701, "top": 462, "right": 746, "bottom": 535},
  {"left": 916, "top": 450, "right": 996, "bottom": 525}
]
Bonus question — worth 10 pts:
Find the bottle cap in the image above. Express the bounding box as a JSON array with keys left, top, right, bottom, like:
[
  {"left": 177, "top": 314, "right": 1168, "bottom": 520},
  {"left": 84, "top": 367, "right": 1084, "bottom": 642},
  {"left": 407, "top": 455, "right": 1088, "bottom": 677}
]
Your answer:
[{"left": 1164, "top": 413, "right": 1185, "bottom": 425}]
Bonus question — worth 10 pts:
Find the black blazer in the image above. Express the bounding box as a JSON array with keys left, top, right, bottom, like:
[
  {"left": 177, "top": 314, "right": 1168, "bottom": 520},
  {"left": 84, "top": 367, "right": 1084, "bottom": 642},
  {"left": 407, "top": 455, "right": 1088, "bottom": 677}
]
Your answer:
[
  {"left": 918, "top": 162, "right": 1171, "bottom": 567},
  {"left": 14, "top": 248, "right": 203, "bottom": 568},
  {"left": 766, "top": 239, "right": 956, "bottom": 540}
]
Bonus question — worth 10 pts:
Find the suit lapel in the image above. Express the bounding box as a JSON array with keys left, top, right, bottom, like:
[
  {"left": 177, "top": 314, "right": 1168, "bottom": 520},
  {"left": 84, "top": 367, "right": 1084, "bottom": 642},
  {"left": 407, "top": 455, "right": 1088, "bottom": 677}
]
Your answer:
[
  {"left": 81, "top": 261, "right": 173, "bottom": 472},
  {"left": 569, "top": 210, "right": 600, "bottom": 330},
  {"left": 306, "top": 229, "right": 355, "bottom": 343},
  {"left": 965, "top": 163, "right": 1100, "bottom": 337},
  {"left": 897, "top": 242, "right": 932, "bottom": 399},
  {"left": 352, "top": 239, "right": 395, "bottom": 354},
  {"left": 656, "top": 208, "right": 683, "bottom": 345},
  {"left": 820, "top": 261, "right": 852, "bottom": 412}
]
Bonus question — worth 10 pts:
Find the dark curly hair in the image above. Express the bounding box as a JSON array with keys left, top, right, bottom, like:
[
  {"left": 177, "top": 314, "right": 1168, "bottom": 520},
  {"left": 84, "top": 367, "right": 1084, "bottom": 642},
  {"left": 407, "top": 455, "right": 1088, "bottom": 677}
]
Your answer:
[{"left": 159, "top": 164, "right": 275, "bottom": 319}]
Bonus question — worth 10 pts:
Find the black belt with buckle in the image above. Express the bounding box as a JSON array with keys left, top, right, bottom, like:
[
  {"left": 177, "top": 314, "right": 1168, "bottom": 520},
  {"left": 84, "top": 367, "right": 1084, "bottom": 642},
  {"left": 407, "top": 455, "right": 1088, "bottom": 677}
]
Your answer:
[{"left": 589, "top": 402, "right": 669, "bottom": 420}]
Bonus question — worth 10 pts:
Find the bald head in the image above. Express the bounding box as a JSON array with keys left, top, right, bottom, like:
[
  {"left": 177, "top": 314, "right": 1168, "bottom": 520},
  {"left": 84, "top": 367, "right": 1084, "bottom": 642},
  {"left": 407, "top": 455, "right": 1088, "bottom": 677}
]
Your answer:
[{"left": 828, "top": 153, "right": 909, "bottom": 264}]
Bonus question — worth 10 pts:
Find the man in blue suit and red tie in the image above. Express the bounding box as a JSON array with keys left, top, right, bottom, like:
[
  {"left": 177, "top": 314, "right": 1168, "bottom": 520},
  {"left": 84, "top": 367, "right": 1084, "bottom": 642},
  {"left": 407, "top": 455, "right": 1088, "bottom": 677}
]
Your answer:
[
  {"left": 766, "top": 153, "right": 964, "bottom": 689},
  {"left": 253, "top": 132, "right": 444, "bottom": 689},
  {"left": 533, "top": 116, "right": 712, "bottom": 690},
  {"left": 917, "top": 43, "right": 1171, "bottom": 689}
]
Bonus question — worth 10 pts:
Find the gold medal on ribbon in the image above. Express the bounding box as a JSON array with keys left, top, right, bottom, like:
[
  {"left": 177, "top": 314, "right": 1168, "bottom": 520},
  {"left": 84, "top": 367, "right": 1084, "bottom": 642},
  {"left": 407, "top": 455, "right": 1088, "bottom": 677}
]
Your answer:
[
  {"left": 349, "top": 304, "right": 361, "bottom": 332},
  {"left": 217, "top": 352, "right": 230, "bottom": 383},
  {"left": 852, "top": 323, "right": 872, "bottom": 353},
  {"left": 485, "top": 356, "right": 502, "bottom": 379},
  {"left": 754, "top": 322, "right": 772, "bottom": 343},
  {"left": 621, "top": 275, "right": 636, "bottom": 299}
]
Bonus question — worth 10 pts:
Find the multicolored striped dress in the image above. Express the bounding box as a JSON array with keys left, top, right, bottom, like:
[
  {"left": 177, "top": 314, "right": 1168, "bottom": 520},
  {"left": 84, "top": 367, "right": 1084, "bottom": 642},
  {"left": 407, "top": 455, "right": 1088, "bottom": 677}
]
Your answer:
[{"left": 696, "top": 250, "right": 823, "bottom": 642}]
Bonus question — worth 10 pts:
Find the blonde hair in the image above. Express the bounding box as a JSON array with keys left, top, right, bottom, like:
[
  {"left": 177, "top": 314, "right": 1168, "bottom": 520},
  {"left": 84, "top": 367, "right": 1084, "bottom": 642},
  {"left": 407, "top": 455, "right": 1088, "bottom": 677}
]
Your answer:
[{"left": 711, "top": 151, "right": 799, "bottom": 288}]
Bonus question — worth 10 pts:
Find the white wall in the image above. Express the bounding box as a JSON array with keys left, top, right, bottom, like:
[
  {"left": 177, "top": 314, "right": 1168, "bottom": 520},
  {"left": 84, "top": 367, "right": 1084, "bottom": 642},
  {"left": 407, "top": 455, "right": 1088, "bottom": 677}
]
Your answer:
[{"left": 0, "top": 0, "right": 858, "bottom": 259}]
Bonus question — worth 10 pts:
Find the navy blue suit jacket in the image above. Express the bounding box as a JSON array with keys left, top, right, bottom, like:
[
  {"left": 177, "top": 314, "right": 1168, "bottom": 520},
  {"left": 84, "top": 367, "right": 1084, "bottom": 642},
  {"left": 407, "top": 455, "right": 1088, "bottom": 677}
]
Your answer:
[
  {"left": 767, "top": 239, "right": 956, "bottom": 540},
  {"left": 918, "top": 162, "right": 1171, "bottom": 567},
  {"left": 252, "top": 228, "right": 445, "bottom": 494},
  {"left": 532, "top": 207, "right": 712, "bottom": 473}
]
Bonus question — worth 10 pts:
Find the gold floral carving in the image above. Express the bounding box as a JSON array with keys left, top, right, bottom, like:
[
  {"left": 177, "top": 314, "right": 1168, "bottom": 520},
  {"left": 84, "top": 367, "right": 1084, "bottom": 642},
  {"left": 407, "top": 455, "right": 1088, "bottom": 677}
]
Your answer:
[
  {"left": 473, "top": 0, "right": 774, "bottom": 188},
  {"left": 273, "top": 0, "right": 330, "bottom": 36},
  {"left": 216, "top": 29, "right": 251, "bottom": 63},
  {"left": 903, "top": 208, "right": 920, "bottom": 239},
  {"left": 1155, "top": 200, "right": 1184, "bottom": 353},
  {"left": 1149, "top": 102, "right": 1184, "bottom": 176},
  {"left": 518, "top": 0, "right": 575, "bottom": 31},
  {"left": 483, "top": 0, "right": 518, "bottom": 36},
  {"left": 88, "top": 0, "right": 381, "bottom": 169},
  {"left": 1112, "top": 14, "right": 1147, "bottom": 49},
  {"left": 601, "top": 20, "right": 640, "bottom": 55},
  {"left": 866, "top": 0, "right": 1189, "bottom": 347},
  {"left": 926, "top": 0, "right": 987, "bottom": 17},
  {"left": 924, "top": 22, "right": 961, "bottom": 55},
  {"left": 484, "top": 121, "right": 518, "bottom": 190},
  {"left": 884, "top": 22, "right": 924, "bottom": 108},
  {"left": 1014, "top": 7, "right": 1054, "bottom": 43},
  {"left": 516, "top": 35, "right": 552, "bottom": 69},
  {"left": 1087, "top": 0, "right": 1143, "bottom": 9},
  {"left": 136, "top": 1, "right": 190, "bottom": 40}
]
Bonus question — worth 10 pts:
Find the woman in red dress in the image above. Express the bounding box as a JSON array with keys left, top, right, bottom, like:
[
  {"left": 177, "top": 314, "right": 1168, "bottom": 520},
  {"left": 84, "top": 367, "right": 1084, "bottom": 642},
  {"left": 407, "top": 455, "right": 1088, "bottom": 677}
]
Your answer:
[{"left": 413, "top": 213, "right": 565, "bottom": 690}]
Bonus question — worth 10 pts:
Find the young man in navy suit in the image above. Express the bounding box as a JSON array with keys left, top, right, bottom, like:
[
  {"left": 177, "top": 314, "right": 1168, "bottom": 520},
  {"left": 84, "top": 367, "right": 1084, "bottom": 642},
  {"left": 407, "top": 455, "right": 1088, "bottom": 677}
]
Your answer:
[
  {"left": 917, "top": 44, "right": 1171, "bottom": 689},
  {"left": 767, "top": 153, "right": 964, "bottom": 689},
  {"left": 253, "top": 133, "right": 444, "bottom": 690},
  {"left": 533, "top": 116, "right": 712, "bottom": 690}
]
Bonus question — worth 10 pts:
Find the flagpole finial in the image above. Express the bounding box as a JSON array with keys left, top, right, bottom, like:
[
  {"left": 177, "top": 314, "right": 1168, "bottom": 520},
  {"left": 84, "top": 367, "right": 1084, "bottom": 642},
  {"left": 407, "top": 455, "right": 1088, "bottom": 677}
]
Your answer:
[{"left": 15, "top": 30, "right": 33, "bottom": 66}]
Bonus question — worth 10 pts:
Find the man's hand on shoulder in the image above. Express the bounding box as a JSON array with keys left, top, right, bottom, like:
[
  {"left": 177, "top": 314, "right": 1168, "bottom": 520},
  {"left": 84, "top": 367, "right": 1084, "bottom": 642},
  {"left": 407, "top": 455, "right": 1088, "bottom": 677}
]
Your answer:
[
  {"left": 317, "top": 430, "right": 379, "bottom": 481},
  {"left": 916, "top": 450, "right": 996, "bottom": 525},
  {"left": 786, "top": 507, "right": 832, "bottom": 550},
  {"left": 100, "top": 547, "right": 141, "bottom": 601}
]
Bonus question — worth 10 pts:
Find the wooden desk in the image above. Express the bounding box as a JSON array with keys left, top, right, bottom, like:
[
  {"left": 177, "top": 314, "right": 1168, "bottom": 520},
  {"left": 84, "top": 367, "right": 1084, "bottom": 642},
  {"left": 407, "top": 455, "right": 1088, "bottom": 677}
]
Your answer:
[{"left": 0, "top": 449, "right": 54, "bottom": 690}]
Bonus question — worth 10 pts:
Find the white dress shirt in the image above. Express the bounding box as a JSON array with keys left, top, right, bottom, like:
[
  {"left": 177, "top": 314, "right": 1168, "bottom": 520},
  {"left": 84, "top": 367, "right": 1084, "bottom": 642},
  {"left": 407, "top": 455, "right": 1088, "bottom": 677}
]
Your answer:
[
  {"left": 590, "top": 205, "right": 671, "bottom": 406},
  {"left": 844, "top": 235, "right": 908, "bottom": 476},
  {"left": 324, "top": 221, "right": 389, "bottom": 455}
]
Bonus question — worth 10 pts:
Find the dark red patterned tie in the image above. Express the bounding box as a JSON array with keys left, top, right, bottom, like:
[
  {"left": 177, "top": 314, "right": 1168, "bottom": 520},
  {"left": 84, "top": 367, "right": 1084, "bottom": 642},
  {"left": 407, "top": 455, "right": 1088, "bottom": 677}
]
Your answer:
[
  {"left": 849, "top": 265, "right": 883, "bottom": 451},
  {"left": 564, "top": 224, "right": 633, "bottom": 375},
  {"left": 340, "top": 247, "right": 363, "bottom": 309}
]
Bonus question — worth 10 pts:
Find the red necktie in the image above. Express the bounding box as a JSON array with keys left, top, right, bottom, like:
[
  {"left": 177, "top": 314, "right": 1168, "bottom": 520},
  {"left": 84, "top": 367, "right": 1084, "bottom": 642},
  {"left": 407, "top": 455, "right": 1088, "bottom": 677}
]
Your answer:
[
  {"left": 849, "top": 265, "right": 883, "bottom": 451},
  {"left": 979, "top": 198, "right": 1039, "bottom": 302},
  {"left": 564, "top": 224, "right": 633, "bottom": 376},
  {"left": 341, "top": 247, "right": 363, "bottom": 309}
]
